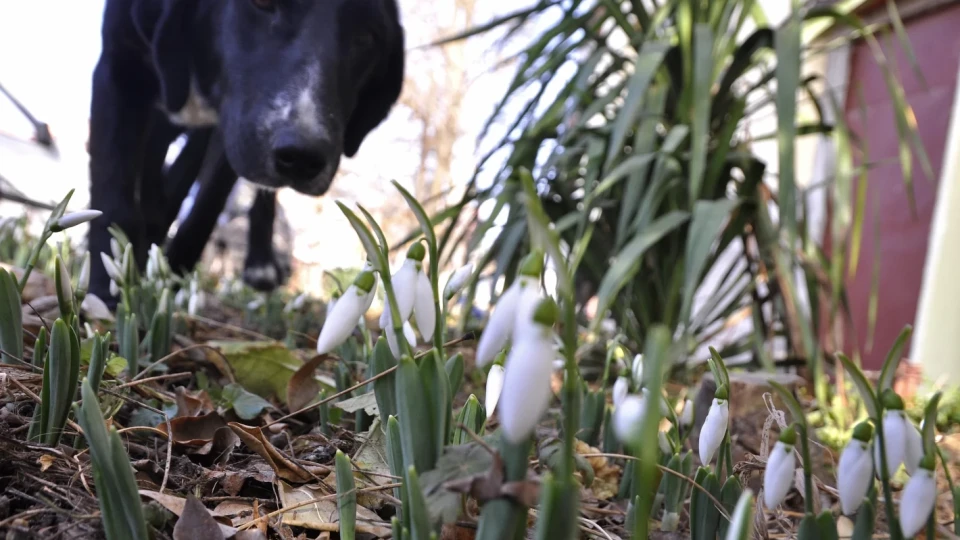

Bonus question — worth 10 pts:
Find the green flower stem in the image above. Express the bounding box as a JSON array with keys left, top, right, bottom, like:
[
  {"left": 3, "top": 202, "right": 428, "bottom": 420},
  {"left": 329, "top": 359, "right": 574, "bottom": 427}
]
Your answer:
[
  {"left": 379, "top": 276, "right": 414, "bottom": 360},
  {"left": 723, "top": 430, "right": 734, "bottom": 480},
  {"left": 798, "top": 424, "right": 815, "bottom": 516},
  {"left": 873, "top": 412, "right": 902, "bottom": 540},
  {"left": 428, "top": 245, "right": 443, "bottom": 354},
  {"left": 18, "top": 230, "right": 52, "bottom": 293}
]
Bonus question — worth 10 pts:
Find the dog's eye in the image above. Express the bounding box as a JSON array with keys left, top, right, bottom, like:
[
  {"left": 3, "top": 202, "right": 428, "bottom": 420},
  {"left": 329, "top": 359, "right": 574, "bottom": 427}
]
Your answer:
[{"left": 251, "top": 0, "right": 276, "bottom": 12}]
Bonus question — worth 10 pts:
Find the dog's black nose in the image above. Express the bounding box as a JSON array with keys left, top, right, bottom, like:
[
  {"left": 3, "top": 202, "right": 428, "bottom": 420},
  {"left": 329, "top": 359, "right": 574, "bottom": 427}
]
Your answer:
[{"left": 272, "top": 132, "right": 333, "bottom": 182}]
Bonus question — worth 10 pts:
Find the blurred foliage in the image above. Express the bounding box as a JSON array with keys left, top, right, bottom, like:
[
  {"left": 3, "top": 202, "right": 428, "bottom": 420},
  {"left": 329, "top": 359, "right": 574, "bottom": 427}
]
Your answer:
[{"left": 428, "top": 0, "right": 930, "bottom": 406}]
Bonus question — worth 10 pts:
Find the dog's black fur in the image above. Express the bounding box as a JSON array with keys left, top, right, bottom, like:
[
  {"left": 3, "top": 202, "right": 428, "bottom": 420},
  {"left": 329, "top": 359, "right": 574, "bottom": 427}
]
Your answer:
[{"left": 87, "top": 0, "right": 405, "bottom": 304}]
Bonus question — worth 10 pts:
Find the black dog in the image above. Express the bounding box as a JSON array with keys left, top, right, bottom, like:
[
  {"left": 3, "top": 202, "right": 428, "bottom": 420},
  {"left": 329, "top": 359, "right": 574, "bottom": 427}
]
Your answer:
[{"left": 87, "top": 0, "right": 404, "bottom": 305}]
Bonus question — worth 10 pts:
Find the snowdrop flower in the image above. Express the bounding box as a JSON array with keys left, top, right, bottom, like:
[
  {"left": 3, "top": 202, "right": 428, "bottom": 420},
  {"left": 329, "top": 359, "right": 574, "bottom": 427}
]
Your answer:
[
  {"left": 658, "top": 431, "right": 674, "bottom": 455},
  {"left": 613, "top": 392, "right": 648, "bottom": 445},
  {"left": 188, "top": 291, "right": 205, "bottom": 316},
  {"left": 316, "top": 271, "right": 377, "bottom": 355},
  {"left": 379, "top": 243, "right": 435, "bottom": 341},
  {"left": 876, "top": 390, "right": 923, "bottom": 476},
  {"left": 52, "top": 209, "right": 102, "bottom": 232},
  {"left": 631, "top": 354, "right": 644, "bottom": 386},
  {"left": 698, "top": 384, "right": 729, "bottom": 466},
  {"left": 496, "top": 297, "right": 558, "bottom": 443},
  {"left": 612, "top": 377, "right": 629, "bottom": 409},
  {"left": 109, "top": 279, "right": 120, "bottom": 298},
  {"left": 284, "top": 293, "right": 307, "bottom": 313},
  {"left": 899, "top": 454, "right": 938, "bottom": 538},
  {"left": 485, "top": 364, "right": 505, "bottom": 415},
  {"left": 75, "top": 253, "right": 90, "bottom": 299},
  {"left": 443, "top": 263, "right": 474, "bottom": 301},
  {"left": 175, "top": 288, "right": 188, "bottom": 309},
  {"left": 838, "top": 421, "right": 875, "bottom": 515},
  {"left": 475, "top": 251, "right": 544, "bottom": 367},
  {"left": 679, "top": 399, "right": 694, "bottom": 428},
  {"left": 763, "top": 424, "right": 797, "bottom": 508},
  {"left": 110, "top": 238, "right": 123, "bottom": 262},
  {"left": 100, "top": 252, "right": 123, "bottom": 283}
]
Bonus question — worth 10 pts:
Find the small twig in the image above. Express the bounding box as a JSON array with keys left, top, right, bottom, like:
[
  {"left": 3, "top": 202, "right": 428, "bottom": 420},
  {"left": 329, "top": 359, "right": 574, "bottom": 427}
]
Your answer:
[
  {"left": 234, "top": 483, "right": 401, "bottom": 531},
  {"left": 580, "top": 452, "right": 732, "bottom": 521},
  {"left": 264, "top": 336, "right": 470, "bottom": 429},
  {"left": 7, "top": 376, "right": 84, "bottom": 436},
  {"left": 116, "top": 372, "right": 192, "bottom": 389},
  {"left": 132, "top": 343, "right": 235, "bottom": 382},
  {"left": 184, "top": 314, "right": 276, "bottom": 342}
]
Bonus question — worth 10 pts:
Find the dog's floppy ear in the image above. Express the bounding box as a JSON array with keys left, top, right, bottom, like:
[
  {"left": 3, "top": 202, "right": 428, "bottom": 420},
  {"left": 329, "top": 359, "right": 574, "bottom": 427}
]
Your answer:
[
  {"left": 149, "top": 0, "right": 193, "bottom": 113},
  {"left": 343, "top": 8, "right": 405, "bottom": 157}
]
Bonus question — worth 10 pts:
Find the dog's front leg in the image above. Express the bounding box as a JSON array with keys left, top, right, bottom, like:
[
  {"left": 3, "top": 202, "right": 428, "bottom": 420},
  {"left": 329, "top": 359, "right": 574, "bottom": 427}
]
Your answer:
[
  {"left": 243, "top": 189, "right": 288, "bottom": 292},
  {"left": 87, "top": 58, "right": 156, "bottom": 306}
]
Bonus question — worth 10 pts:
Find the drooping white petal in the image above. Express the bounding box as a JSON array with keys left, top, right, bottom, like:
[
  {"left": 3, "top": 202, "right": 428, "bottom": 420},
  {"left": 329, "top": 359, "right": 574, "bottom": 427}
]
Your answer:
[
  {"left": 443, "top": 263, "right": 474, "bottom": 301},
  {"left": 613, "top": 393, "right": 647, "bottom": 445},
  {"left": 497, "top": 331, "right": 555, "bottom": 443},
  {"left": 699, "top": 398, "right": 729, "bottom": 466},
  {"left": 55, "top": 209, "right": 102, "bottom": 230},
  {"left": 838, "top": 438, "right": 874, "bottom": 515},
  {"left": 679, "top": 399, "right": 694, "bottom": 427},
  {"left": 511, "top": 279, "right": 543, "bottom": 344},
  {"left": 413, "top": 270, "right": 436, "bottom": 341},
  {"left": 76, "top": 254, "right": 91, "bottom": 294},
  {"left": 100, "top": 252, "right": 122, "bottom": 282},
  {"left": 382, "top": 309, "right": 402, "bottom": 358},
  {"left": 380, "top": 259, "right": 419, "bottom": 328},
  {"left": 899, "top": 468, "right": 937, "bottom": 538},
  {"left": 316, "top": 285, "right": 366, "bottom": 354},
  {"left": 361, "top": 275, "right": 378, "bottom": 314},
  {"left": 485, "top": 364, "right": 505, "bottom": 414},
  {"left": 612, "top": 377, "right": 629, "bottom": 409},
  {"left": 475, "top": 279, "right": 523, "bottom": 367},
  {"left": 878, "top": 410, "right": 908, "bottom": 476},
  {"left": 763, "top": 441, "right": 796, "bottom": 508},
  {"left": 109, "top": 279, "right": 120, "bottom": 298},
  {"left": 631, "top": 354, "right": 644, "bottom": 386},
  {"left": 904, "top": 422, "right": 924, "bottom": 476},
  {"left": 403, "top": 320, "right": 417, "bottom": 346}
]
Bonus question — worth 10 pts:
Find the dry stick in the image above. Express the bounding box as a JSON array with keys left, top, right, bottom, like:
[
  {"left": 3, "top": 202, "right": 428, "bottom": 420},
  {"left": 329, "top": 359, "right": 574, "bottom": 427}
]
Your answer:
[
  {"left": 184, "top": 313, "right": 276, "bottom": 342},
  {"left": 234, "top": 483, "right": 401, "bottom": 531},
  {"left": 99, "top": 387, "right": 174, "bottom": 494},
  {"left": 7, "top": 376, "right": 84, "bottom": 436},
  {"left": 264, "top": 334, "right": 473, "bottom": 429},
  {"left": 580, "top": 452, "right": 733, "bottom": 522},
  {"left": 132, "top": 343, "right": 236, "bottom": 382},
  {"left": 116, "top": 372, "right": 192, "bottom": 389}
]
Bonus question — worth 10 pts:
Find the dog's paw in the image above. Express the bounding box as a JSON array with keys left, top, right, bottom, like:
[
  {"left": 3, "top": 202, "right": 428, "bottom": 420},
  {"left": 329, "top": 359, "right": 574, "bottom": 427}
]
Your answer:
[{"left": 243, "top": 263, "right": 280, "bottom": 292}]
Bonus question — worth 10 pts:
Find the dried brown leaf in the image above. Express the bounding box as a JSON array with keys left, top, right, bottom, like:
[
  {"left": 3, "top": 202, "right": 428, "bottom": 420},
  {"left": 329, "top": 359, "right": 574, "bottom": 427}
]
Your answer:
[
  {"left": 228, "top": 422, "right": 315, "bottom": 483},
  {"left": 158, "top": 412, "right": 228, "bottom": 446},
  {"left": 139, "top": 490, "right": 239, "bottom": 538},
  {"left": 276, "top": 480, "right": 391, "bottom": 536},
  {"left": 174, "top": 495, "right": 227, "bottom": 540},
  {"left": 174, "top": 386, "right": 216, "bottom": 418},
  {"left": 286, "top": 354, "right": 329, "bottom": 412}
]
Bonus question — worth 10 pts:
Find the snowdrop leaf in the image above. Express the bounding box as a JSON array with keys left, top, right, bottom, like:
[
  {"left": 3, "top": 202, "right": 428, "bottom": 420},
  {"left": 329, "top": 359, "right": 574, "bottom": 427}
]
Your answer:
[
  {"left": 921, "top": 391, "right": 942, "bottom": 456},
  {"left": 515, "top": 168, "right": 573, "bottom": 298},
  {"left": 391, "top": 180, "right": 437, "bottom": 252},
  {"left": 355, "top": 204, "right": 392, "bottom": 263},
  {"left": 718, "top": 476, "right": 743, "bottom": 538},
  {"left": 879, "top": 325, "right": 912, "bottom": 393},
  {"left": 335, "top": 203, "right": 386, "bottom": 273},
  {"left": 852, "top": 497, "right": 876, "bottom": 540},
  {"left": 768, "top": 381, "right": 806, "bottom": 428},
  {"left": 708, "top": 347, "right": 731, "bottom": 388},
  {"left": 815, "top": 510, "right": 839, "bottom": 540},
  {"left": 836, "top": 353, "right": 879, "bottom": 420},
  {"left": 724, "top": 489, "right": 755, "bottom": 540}
]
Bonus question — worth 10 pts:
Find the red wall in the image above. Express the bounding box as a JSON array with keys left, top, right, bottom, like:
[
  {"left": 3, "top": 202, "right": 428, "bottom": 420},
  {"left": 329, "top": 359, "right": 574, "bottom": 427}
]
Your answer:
[{"left": 833, "top": 3, "right": 960, "bottom": 370}]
